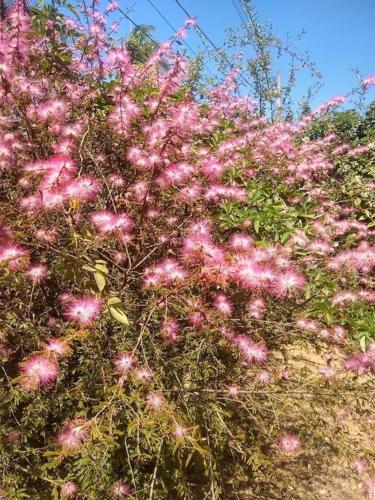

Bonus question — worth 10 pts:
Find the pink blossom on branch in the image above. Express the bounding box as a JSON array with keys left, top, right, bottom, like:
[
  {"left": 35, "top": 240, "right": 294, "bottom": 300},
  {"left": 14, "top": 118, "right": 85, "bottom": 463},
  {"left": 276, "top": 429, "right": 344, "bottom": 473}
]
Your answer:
[
  {"left": 19, "top": 355, "right": 59, "bottom": 390},
  {"left": 62, "top": 295, "right": 102, "bottom": 327}
]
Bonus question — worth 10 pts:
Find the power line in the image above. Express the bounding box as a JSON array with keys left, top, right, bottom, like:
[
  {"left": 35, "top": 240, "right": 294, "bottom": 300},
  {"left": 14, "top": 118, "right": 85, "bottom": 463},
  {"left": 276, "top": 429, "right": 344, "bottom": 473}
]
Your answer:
[
  {"left": 231, "top": 0, "right": 246, "bottom": 24},
  {"left": 144, "top": 0, "right": 197, "bottom": 56},
  {"left": 143, "top": 0, "right": 219, "bottom": 80},
  {"left": 118, "top": 6, "right": 160, "bottom": 48},
  {"left": 173, "top": 0, "right": 253, "bottom": 89},
  {"left": 118, "top": 2, "right": 216, "bottom": 90}
]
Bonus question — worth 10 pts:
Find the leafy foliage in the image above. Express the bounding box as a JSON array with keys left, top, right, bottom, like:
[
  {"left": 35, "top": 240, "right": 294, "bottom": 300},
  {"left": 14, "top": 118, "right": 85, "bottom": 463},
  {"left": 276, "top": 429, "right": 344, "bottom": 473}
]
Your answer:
[{"left": 0, "top": 2, "right": 374, "bottom": 499}]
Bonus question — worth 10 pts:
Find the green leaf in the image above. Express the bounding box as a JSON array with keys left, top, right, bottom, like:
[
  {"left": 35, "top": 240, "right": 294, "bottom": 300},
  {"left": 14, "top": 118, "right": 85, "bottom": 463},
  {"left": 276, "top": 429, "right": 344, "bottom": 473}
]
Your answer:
[
  {"left": 359, "top": 335, "right": 367, "bottom": 352},
  {"left": 95, "top": 260, "right": 109, "bottom": 274},
  {"left": 94, "top": 271, "right": 106, "bottom": 292},
  {"left": 108, "top": 296, "right": 122, "bottom": 306},
  {"left": 83, "top": 260, "right": 108, "bottom": 291},
  {"left": 109, "top": 306, "right": 129, "bottom": 326}
]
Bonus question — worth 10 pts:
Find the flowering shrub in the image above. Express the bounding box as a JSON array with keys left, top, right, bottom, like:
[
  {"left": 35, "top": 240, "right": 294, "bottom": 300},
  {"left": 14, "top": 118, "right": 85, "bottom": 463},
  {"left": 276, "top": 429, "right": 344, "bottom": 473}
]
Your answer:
[{"left": 0, "top": 2, "right": 374, "bottom": 498}]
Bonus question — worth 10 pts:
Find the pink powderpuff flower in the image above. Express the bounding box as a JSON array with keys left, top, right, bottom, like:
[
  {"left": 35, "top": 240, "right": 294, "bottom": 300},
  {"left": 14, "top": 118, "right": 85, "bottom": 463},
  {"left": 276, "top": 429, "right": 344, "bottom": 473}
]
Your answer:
[
  {"left": 43, "top": 338, "right": 69, "bottom": 357},
  {"left": 63, "top": 295, "right": 101, "bottom": 327},
  {"left": 53, "top": 139, "right": 75, "bottom": 155},
  {"left": 213, "top": 293, "right": 233, "bottom": 316},
  {"left": 113, "top": 252, "right": 126, "bottom": 264},
  {"left": 57, "top": 419, "right": 88, "bottom": 451},
  {"left": 108, "top": 174, "right": 125, "bottom": 187},
  {"left": 188, "top": 311, "right": 205, "bottom": 328},
  {"left": 276, "top": 434, "right": 301, "bottom": 455},
  {"left": 61, "top": 481, "right": 78, "bottom": 499},
  {"left": 90, "top": 211, "right": 133, "bottom": 235},
  {"left": 330, "top": 326, "right": 347, "bottom": 343},
  {"left": 226, "top": 384, "right": 241, "bottom": 397},
  {"left": 234, "top": 258, "right": 264, "bottom": 291},
  {"left": 112, "top": 481, "right": 131, "bottom": 498},
  {"left": 200, "top": 157, "right": 224, "bottom": 180},
  {"left": 295, "top": 318, "right": 320, "bottom": 331},
  {"left": 173, "top": 423, "right": 188, "bottom": 439},
  {"left": 25, "top": 264, "right": 48, "bottom": 283},
  {"left": 114, "top": 352, "right": 137, "bottom": 375},
  {"left": 363, "top": 475, "right": 375, "bottom": 500},
  {"left": 146, "top": 392, "right": 165, "bottom": 410},
  {"left": 247, "top": 297, "right": 266, "bottom": 319},
  {"left": 35, "top": 228, "right": 58, "bottom": 243},
  {"left": 318, "top": 363, "right": 336, "bottom": 380},
  {"left": 182, "top": 235, "right": 225, "bottom": 266},
  {"left": 344, "top": 352, "right": 375, "bottom": 374},
  {"left": 0, "top": 244, "right": 29, "bottom": 270},
  {"left": 161, "top": 317, "right": 180, "bottom": 344},
  {"left": 332, "top": 290, "right": 358, "bottom": 307},
  {"left": 134, "top": 366, "right": 153, "bottom": 382},
  {"left": 272, "top": 270, "right": 305, "bottom": 297},
  {"left": 309, "top": 239, "right": 334, "bottom": 254},
  {"left": 256, "top": 370, "right": 272, "bottom": 384},
  {"left": 229, "top": 232, "right": 253, "bottom": 253},
  {"left": 231, "top": 335, "right": 268, "bottom": 365},
  {"left": 19, "top": 355, "right": 59, "bottom": 390},
  {"left": 64, "top": 176, "right": 101, "bottom": 202},
  {"left": 361, "top": 74, "right": 375, "bottom": 89},
  {"left": 352, "top": 459, "right": 368, "bottom": 475},
  {"left": 143, "top": 259, "right": 186, "bottom": 287}
]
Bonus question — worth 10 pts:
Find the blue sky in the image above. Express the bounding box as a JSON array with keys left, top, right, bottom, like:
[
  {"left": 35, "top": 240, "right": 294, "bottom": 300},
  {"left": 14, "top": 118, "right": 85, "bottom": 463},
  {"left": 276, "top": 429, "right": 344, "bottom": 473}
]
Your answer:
[{"left": 111, "top": 0, "right": 375, "bottom": 109}]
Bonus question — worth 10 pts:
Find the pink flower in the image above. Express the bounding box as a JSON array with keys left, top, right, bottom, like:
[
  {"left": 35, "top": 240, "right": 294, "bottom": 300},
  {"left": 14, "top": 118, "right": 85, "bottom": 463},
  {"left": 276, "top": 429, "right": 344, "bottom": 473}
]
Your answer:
[
  {"left": 272, "top": 270, "right": 305, "bottom": 297},
  {"left": 43, "top": 338, "right": 69, "bottom": 357},
  {"left": 226, "top": 384, "right": 241, "bottom": 397},
  {"left": 146, "top": 392, "right": 165, "bottom": 410},
  {"left": 108, "top": 174, "right": 124, "bottom": 187},
  {"left": 231, "top": 335, "right": 268, "bottom": 365},
  {"left": 61, "top": 481, "right": 78, "bottom": 499},
  {"left": 247, "top": 297, "right": 266, "bottom": 319},
  {"left": 318, "top": 363, "right": 336, "bottom": 380},
  {"left": 19, "top": 355, "right": 59, "bottom": 390},
  {"left": 114, "top": 352, "right": 137, "bottom": 375},
  {"left": 134, "top": 366, "right": 153, "bottom": 381},
  {"left": 63, "top": 295, "right": 101, "bottom": 327},
  {"left": 173, "top": 424, "right": 188, "bottom": 439},
  {"left": 112, "top": 480, "right": 131, "bottom": 498},
  {"left": 361, "top": 74, "right": 375, "bottom": 89},
  {"left": 276, "top": 434, "right": 301, "bottom": 455},
  {"left": 144, "top": 259, "right": 186, "bottom": 287},
  {"left": 213, "top": 293, "right": 233, "bottom": 316},
  {"left": 256, "top": 370, "right": 272, "bottom": 384},
  {"left": 90, "top": 210, "right": 132, "bottom": 235},
  {"left": 57, "top": 420, "right": 88, "bottom": 451},
  {"left": 161, "top": 317, "right": 180, "bottom": 344},
  {"left": 35, "top": 228, "right": 58, "bottom": 243},
  {"left": 25, "top": 264, "right": 48, "bottom": 283},
  {"left": 229, "top": 232, "right": 253, "bottom": 252},
  {"left": 352, "top": 459, "right": 368, "bottom": 475},
  {"left": 64, "top": 176, "right": 101, "bottom": 202},
  {"left": 344, "top": 352, "right": 375, "bottom": 374},
  {"left": 0, "top": 244, "right": 29, "bottom": 270}
]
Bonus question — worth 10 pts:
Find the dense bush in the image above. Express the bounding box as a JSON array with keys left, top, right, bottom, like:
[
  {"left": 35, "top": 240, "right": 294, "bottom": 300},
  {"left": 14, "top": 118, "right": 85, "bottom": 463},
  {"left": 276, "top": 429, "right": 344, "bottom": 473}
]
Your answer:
[{"left": 0, "top": 2, "right": 374, "bottom": 498}]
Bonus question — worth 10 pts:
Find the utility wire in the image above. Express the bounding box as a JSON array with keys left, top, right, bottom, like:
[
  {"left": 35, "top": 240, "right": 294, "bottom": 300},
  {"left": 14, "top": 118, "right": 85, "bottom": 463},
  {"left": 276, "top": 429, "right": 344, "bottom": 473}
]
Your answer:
[
  {"left": 231, "top": 0, "right": 246, "bottom": 24},
  {"left": 173, "top": 0, "right": 253, "bottom": 89},
  {"left": 143, "top": 0, "right": 217, "bottom": 79},
  {"left": 118, "top": 6, "right": 160, "bottom": 48},
  {"left": 144, "top": 0, "right": 196, "bottom": 55}
]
